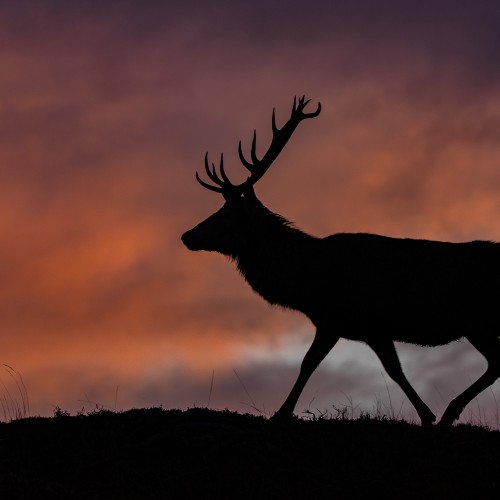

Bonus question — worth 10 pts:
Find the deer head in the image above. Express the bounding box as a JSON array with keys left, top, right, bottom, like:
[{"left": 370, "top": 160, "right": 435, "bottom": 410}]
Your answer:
[{"left": 181, "top": 96, "right": 321, "bottom": 256}]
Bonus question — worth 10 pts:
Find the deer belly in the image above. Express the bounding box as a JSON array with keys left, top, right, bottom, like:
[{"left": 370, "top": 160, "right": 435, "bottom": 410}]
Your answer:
[{"left": 315, "top": 297, "right": 469, "bottom": 347}]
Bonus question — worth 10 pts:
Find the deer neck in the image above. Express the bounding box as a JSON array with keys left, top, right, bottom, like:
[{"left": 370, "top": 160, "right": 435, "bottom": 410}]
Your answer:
[{"left": 232, "top": 211, "right": 316, "bottom": 308}]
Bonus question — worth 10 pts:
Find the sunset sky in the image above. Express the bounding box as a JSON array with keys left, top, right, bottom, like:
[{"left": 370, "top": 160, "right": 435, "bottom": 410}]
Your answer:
[{"left": 1, "top": 0, "right": 500, "bottom": 426}]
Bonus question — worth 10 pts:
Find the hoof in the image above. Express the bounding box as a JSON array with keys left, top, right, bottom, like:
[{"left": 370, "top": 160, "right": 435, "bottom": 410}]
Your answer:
[
  {"left": 421, "top": 413, "right": 437, "bottom": 427},
  {"left": 437, "top": 416, "right": 455, "bottom": 426},
  {"left": 269, "top": 410, "right": 292, "bottom": 421},
  {"left": 438, "top": 406, "right": 460, "bottom": 426}
]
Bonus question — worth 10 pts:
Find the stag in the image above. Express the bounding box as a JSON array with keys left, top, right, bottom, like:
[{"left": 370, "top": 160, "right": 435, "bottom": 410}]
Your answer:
[{"left": 181, "top": 96, "right": 500, "bottom": 425}]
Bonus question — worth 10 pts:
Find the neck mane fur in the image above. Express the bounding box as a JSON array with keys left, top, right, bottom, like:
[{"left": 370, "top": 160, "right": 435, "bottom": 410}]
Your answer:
[{"left": 232, "top": 206, "right": 318, "bottom": 308}]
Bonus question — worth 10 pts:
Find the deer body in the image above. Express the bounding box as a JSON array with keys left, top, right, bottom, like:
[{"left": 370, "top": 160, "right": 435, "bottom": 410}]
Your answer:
[{"left": 182, "top": 96, "right": 500, "bottom": 425}]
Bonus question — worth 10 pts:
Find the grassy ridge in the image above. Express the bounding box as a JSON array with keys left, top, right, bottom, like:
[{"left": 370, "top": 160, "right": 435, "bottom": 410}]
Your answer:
[{"left": 0, "top": 407, "right": 499, "bottom": 499}]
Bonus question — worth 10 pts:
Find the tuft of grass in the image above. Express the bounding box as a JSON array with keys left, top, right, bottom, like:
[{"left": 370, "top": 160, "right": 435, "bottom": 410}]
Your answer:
[
  {"left": 76, "top": 386, "right": 121, "bottom": 414},
  {"left": 301, "top": 382, "right": 496, "bottom": 430},
  {"left": 0, "top": 364, "right": 30, "bottom": 422},
  {"left": 232, "top": 368, "right": 268, "bottom": 416},
  {"left": 461, "top": 387, "right": 500, "bottom": 431}
]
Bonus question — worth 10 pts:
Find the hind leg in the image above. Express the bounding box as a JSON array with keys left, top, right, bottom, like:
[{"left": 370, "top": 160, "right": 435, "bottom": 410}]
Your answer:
[
  {"left": 367, "top": 339, "right": 436, "bottom": 425},
  {"left": 439, "top": 335, "right": 500, "bottom": 426}
]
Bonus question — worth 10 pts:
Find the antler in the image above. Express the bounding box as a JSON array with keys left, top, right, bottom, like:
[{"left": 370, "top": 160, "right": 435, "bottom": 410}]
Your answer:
[{"left": 196, "top": 95, "right": 321, "bottom": 199}]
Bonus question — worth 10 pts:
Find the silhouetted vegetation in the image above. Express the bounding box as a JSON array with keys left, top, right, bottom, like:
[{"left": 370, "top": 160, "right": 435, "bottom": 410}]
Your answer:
[{"left": 0, "top": 407, "right": 498, "bottom": 499}]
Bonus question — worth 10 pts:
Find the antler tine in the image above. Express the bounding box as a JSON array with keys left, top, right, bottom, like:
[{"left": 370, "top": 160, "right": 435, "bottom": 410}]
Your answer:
[
  {"left": 204, "top": 153, "right": 225, "bottom": 187},
  {"left": 238, "top": 140, "right": 254, "bottom": 173},
  {"left": 271, "top": 108, "right": 279, "bottom": 134},
  {"left": 218, "top": 153, "right": 234, "bottom": 185},
  {"left": 196, "top": 170, "right": 223, "bottom": 193},
  {"left": 250, "top": 130, "right": 260, "bottom": 165},
  {"left": 297, "top": 95, "right": 307, "bottom": 110}
]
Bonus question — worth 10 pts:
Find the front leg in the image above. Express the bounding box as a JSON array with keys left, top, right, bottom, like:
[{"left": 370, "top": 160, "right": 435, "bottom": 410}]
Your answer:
[{"left": 272, "top": 329, "right": 340, "bottom": 420}]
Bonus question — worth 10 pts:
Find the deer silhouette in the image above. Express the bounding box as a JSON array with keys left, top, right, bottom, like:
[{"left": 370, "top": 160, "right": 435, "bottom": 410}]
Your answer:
[{"left": 181, "top": 96, "right": 500, "bottom": 425}]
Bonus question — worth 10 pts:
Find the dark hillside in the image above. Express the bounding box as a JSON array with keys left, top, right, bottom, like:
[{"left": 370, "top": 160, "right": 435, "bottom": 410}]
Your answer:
[{"left": 0, "top": 407, "right": 498, "bottom": 499}]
